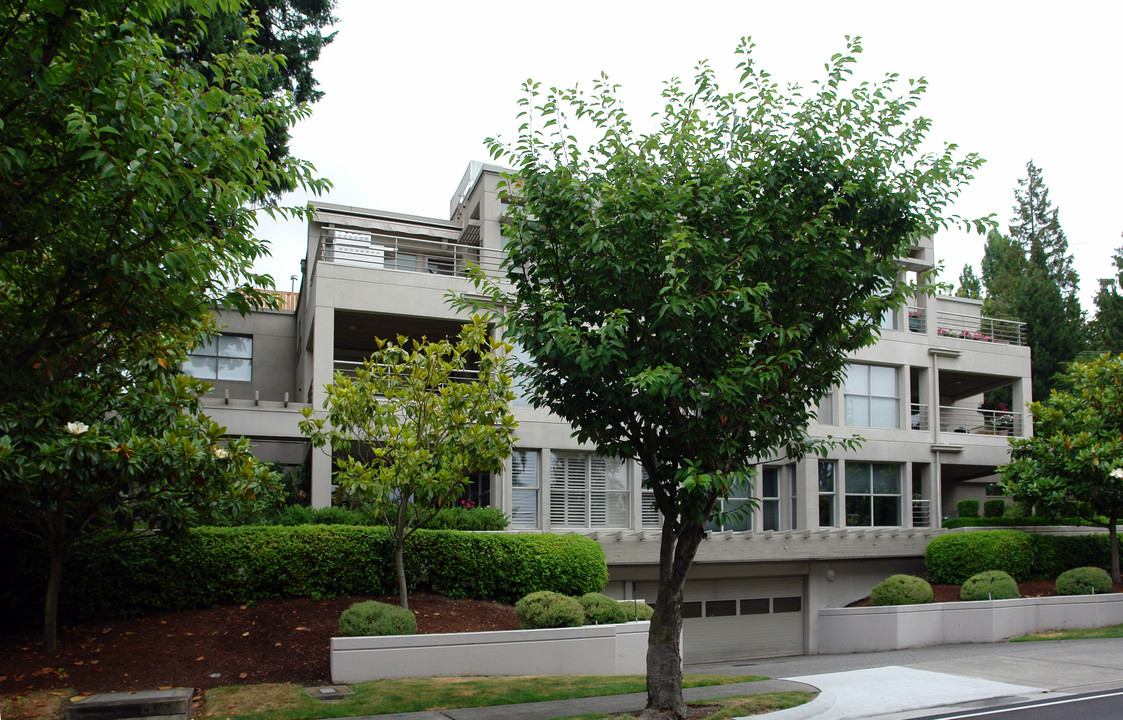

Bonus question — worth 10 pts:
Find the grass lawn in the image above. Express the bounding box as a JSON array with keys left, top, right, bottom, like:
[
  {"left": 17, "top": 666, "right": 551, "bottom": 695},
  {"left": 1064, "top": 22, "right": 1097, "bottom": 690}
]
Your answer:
[
  {"left": 201, "top": 674, "right": 767, "bottom": 720},
  {"left": 1012, "top": 623, "right": 1123, "bottom": 642},
  {"left": 551, "top": 691, "right": 816, "bottom": 719}
]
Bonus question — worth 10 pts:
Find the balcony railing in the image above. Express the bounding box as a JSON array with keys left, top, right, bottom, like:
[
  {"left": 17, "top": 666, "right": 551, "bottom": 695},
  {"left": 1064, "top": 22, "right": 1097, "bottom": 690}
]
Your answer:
[
  {"left": 907, "top": 307, "right": 926, "bottom": 334},
  {"left": 910, "top": 403, "right": 929, "bottom": 431},
  {"left": 332, "top": 360, "right": 480, "bottom": 384},
  {"left": 318, "top": 229, "right": 506, "bottom": 280},
  {"left": 938, "top": 405, "right": 1024, "bottom": 437},
  {"left": 935, "top": 310, "right": 1025, "bottom": 346},
  {"left": 912, "top": 499, "right": 931, "bottom": 527}
]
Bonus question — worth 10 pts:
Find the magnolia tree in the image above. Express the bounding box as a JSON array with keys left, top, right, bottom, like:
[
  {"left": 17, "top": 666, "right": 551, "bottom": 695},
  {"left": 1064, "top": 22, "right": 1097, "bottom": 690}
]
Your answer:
[
  {"left": 467, "top": 37, "right": 985, "bottom": 718},
  {"left": 1001, "top": 353, "right": 1123, "bottom": 582},
  {"left": 299, "top": 316, "right": 517, "bottom": 609}
]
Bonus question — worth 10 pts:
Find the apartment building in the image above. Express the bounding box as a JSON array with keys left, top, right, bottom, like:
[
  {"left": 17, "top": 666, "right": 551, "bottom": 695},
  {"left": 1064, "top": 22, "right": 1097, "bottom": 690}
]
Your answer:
[{"left": 199, "top": 162, "right": 1033, "bottom": 661}]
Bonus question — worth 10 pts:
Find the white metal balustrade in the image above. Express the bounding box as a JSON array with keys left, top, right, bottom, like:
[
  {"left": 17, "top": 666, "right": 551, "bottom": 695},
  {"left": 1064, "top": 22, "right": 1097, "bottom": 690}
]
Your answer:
[
  {"left": 318, "top": 229, "right": 507, "bottom": 279},
  {"left": 910, "top": 403, "right": 929, "bottom": 431},
  {"left": 938, "top": 405, "right": 1024, "bottom": 437},
  {"left": 935, "top": 310, "right": 1025, "bottom": 346}
]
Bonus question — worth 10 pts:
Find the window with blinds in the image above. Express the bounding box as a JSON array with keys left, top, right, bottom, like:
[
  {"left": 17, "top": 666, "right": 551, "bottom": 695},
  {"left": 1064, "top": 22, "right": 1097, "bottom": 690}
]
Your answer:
[
  {"left": 640, "top": 467, "right": 662, "bottom": 529},
  {"left": 510, "top": 450, "right": 539, "bottom": 528},
  {"left": 549, "top": 452, "right": 629, "bottom": 528}
]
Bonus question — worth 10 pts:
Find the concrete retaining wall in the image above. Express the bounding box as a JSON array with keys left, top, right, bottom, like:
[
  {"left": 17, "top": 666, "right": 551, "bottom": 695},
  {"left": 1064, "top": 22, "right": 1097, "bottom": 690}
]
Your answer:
[
  {"left": 331, "top": 621, "right": 650, "bottom": 683},
  {"left": 818, "top": 594, "right": 1123, "bottom": 653}
]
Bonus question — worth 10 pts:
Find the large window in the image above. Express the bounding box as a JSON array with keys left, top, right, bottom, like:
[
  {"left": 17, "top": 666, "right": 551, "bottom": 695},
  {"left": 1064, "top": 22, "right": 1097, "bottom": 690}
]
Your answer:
[
  {"left": 185, "top": 334, "right": 252, "bottom": 382},
  {"left": 640, "top": 467, "right": 662, "bottom": 529},
  {"left": 705, "top": 474, "right": 752, "bottom": 532},
  {"left": 510, "top": 450, "right": 539, "bottom": 528},
  {"left": 762, "top": 468, "right": 781, "bottom": 531},
  {"left": 845, "top": 462, "right": 902, "bottom": 526},
  {"left": 549, "top": 452, "right": 629, "bottom": 528},
  {"left": 844, "top": 364, "right": 899, "bottom": 428}
]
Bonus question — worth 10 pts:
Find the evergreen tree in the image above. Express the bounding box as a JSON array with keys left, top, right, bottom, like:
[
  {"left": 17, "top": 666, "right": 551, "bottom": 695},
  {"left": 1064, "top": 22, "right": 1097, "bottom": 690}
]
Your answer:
[
  {"left": 1010, "top": 161, "right": 1079, "bottom": 298},
  {"left": 1091, "top": 240, "right": 1123, "bottom": 352},
  {"left": 980, "top": 229, "right": 1026, "bottom": 320},
  {"left": 955, "top": 263, "right": 982, "bottom": 299}
]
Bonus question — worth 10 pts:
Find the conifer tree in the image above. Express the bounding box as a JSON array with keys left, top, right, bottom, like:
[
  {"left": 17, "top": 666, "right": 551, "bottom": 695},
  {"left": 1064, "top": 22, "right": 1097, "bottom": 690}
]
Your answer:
[
  {"left": 1091, "top": 240, "right": 1123, "bottom": 352},
  {"left": 955, "top": 264, "right": 982, "bottom": 299}
]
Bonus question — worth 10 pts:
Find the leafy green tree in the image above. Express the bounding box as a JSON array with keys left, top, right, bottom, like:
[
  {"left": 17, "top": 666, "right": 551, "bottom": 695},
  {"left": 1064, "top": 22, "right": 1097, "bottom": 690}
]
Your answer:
[
  {"left": 1001, "top": 354, "right": 1123, "bottom": 582},
  {"left": 471, "top": 38, "right": 984, "bottom": 718},
  {"left": 955, "top": 264, "right": 983, "bottom": 299},
  {"left": 980, "top": 229, "right": 1027, "bottom": 320},
  {"left": 0, "top": 0, "right": 326, "bottom": 649},
  {"left": 299, "top": 316, "right": 517, "bottom": 610},
  {"left": 1091, "top": 241, "right": 1123, "bottom": 352}
]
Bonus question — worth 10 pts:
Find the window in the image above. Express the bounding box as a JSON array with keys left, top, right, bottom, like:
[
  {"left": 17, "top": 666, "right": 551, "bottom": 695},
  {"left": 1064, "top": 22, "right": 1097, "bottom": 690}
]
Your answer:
[
  {"left": 640, "top": 467, "right": 662, "bottom": 529},
  {"left": 816, "top": 389, "right": 835, "bottom": 425},
  {"left": 705, "top": 474, "right": 752, "bottom": 532},
  {"left": 509, "top": 342, "right": 534, "bottom": 407},
  {"left": 845, "top": 364, "right": 899, "bottom": 428},
  {"left": 762, "top": 468, "right": 780, "bottom": 531},
  {"left": 818, "top": 460, "right": 837, "bottom": 527},
  {"left": 549, "top": 452, "right": 629, "bottom": 528},
  {"left": 510, "top": 451, "right": 539, "bottom": 528},
  {"left": 845, "top": 462, "right": 902, "bottom": 526},
  {"left": 791, "top": 466, "right": 798, "bottom": 529},
  {"left": 185, "top": 334, "right": 252, "bottom": 382}
]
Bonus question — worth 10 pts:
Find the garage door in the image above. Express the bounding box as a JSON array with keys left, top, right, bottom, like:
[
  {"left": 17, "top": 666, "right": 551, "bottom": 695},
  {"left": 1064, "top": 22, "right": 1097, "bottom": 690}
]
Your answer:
[{"left": 637, "top": 576, "right": 805, "bottom": 664}]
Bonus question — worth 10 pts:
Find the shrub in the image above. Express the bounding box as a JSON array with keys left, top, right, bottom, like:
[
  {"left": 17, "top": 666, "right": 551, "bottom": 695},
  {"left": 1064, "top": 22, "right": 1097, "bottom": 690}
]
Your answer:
[
  {"left": 1029, "top": 534, "right": 1110, "bottom": 579},
  {"left": 957, "top": 499, "right": 979, "bottom": 518},
  {"left": 338, "top": 600, "right": 417, "bottom": 636},
  {"left": 515, "top": 591, "right": 585, "bottom": 629},
  {"left": 430, "top": 506, "right": 510, "bottom": 531},
  {"left": 925, "top": 530, "right": 1033, "bottom": 583},
  {"left": 1055, "top": 566, "right": 1112, "bottom": 596},
  {"left": 960, "top": 570, "right": 1019, "bottom": 601},
  {"left": 983, "top": 499, "right": 1005, "bottom": 518},
  {"left": 942, "top": 515, "right": 1092, "bottom": 529},
  {"left": 618, "top": 599, "right": 654, "bottom": 621},
  {"left": 870, "top": 575, "right": 933, "bottom": 606},
  {"left": 580, "top": 592, "right": 627, "bottom": 625}
]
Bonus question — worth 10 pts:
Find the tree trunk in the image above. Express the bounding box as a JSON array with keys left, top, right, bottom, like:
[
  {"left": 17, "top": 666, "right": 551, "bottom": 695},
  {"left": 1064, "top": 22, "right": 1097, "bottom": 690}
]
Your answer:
[
  {"left": 642, "top": 522, "right": 705, "bottom": 719},
  {"left": 1111, "top": 515, "right": 1120, "bottom": 584},
  {"left": 43, "top": 539, "right": 65, "bottom": 651},
  {"left": 395, "top": 537, "right": 409, "bottom": 610}
]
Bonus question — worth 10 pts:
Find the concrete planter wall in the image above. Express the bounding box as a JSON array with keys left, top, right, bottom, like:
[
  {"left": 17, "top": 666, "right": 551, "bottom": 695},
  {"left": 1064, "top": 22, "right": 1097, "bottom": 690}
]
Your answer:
[
  {"left": 818, "top": 594, "right": 1123, "bottom": 654},
  {"left": 331, "top": 621, "right": 650, "bottom": 683}
]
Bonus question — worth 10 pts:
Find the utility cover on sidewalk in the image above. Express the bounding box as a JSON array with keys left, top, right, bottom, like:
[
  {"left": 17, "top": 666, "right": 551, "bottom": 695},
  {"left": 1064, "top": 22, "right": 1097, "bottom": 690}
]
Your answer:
[
  {"left": 303, "top": 685, "right": 355, "bottom": 701},
  {"left": 65, "top": 688, "right": 192, "bottom": 720}
]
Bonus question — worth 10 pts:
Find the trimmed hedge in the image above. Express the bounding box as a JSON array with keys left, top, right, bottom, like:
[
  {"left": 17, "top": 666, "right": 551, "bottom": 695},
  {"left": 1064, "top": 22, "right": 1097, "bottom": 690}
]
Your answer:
[
  {"left": 1, "top": 525, "right": 607, "bottom": 629},
  {"left": 925, "top": 530, "right": 1034, "bottom": 583},
  {"left": 960, "top": 570, "right": 1019, "bottom": 601},
  {"left": 1056, "top": 567, "right": 1112, "bottom": 596},
  {"left": 339, "top": 600, "right": 417, "bottom": 636},
  {"left": 983, "top": 499, "right": 1005, "bottom": 518},
  {"left": 1026, "top": 534, "right": 1110, "bottom": 580},
  {"left": 619, "top": 599, "right": 654, "bottom": 621},
  {"left": 516, "top": 591, "right": 585, "bottom": 629},
  {"left": 580, "top": 592, "right": 627, "bottom": 625},
  {"left": 956, "top": 500, "right": 979, "bottom": 519},
  {"left": 942, "top": 516, "right": 1092, "bottom": 529},
  {"left": 265, "top": 505, "right": 509, "bottom": 531},
  {"left": 870, "top": 575, "right": 933, "bottom": 606}
]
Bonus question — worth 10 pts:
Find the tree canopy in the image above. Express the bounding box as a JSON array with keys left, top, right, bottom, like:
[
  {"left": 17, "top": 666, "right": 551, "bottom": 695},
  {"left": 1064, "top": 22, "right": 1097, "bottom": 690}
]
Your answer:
[
  {"left": 299, "top": 316, "right": 517, "bottom": 609},
  {"left": 1000, "top": 353, "right": 1123, "bottom": 582},
  {"left": 471, "top": 37, "right": 985, "bottom": 718},
  {"left": 1091, "top": 240, "right": 1123, "bottom": 352}
]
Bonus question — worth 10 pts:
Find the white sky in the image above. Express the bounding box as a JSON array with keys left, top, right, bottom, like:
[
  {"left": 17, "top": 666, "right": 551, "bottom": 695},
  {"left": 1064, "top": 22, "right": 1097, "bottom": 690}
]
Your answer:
[{"left": 254, "top": 0, "right": 1123, "bottom": 314}]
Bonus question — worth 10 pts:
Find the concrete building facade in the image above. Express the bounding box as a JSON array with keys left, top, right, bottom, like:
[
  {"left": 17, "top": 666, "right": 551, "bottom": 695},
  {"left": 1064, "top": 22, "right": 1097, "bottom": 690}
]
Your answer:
[{"left": 199, "top": 162, "right": 1033, "bottom": 661}]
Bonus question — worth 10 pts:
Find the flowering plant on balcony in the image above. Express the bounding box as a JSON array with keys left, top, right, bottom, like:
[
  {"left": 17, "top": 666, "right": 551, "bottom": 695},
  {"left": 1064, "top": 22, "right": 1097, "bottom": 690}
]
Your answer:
[
  {"left": 979, "top": 398, "right": 1013, "bottom": 433},
  {"left": 937, "top": 327, "right": 993, "bottom": 342}
]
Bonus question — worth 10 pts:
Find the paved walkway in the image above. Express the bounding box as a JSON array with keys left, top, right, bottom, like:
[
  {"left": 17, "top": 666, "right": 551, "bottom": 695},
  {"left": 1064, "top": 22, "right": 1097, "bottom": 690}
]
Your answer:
[{"left": 323, "top": 637, "right": 1123, "bottom": 720}]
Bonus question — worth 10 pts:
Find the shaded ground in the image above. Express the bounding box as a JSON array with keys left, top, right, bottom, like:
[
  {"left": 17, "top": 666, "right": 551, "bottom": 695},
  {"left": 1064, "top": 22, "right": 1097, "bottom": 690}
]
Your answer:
[
  {"left": 849, "top": 580, "right": 1123, "bottom": 606},
  {"left": 0, "top": 594, "right": 518, "bottom": 695}
]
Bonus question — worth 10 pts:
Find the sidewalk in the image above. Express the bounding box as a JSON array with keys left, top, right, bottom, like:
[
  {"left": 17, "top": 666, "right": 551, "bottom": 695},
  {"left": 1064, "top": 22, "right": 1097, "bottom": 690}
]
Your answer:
[{"left": 324, "top": 637, "right": 1123, "bottom": 720}]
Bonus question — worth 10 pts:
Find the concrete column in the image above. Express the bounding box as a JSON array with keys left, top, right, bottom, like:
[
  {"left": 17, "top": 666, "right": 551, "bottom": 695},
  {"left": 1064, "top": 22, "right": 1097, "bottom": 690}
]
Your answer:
[
  {"left": 310, "top": 444, "right": 333, "bottom": 509},
  {"left": 1012, "top": 376, "right": 1033, "bottom": 437},
  {"left": 309, "top": 304, "right": 335, "bottom": 508}
]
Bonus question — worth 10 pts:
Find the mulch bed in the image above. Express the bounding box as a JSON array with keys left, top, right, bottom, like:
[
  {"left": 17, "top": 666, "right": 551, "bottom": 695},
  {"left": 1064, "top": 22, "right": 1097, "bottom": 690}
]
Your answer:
[{"left": 0, "top": 594, "right": 518, "bottom": 695}]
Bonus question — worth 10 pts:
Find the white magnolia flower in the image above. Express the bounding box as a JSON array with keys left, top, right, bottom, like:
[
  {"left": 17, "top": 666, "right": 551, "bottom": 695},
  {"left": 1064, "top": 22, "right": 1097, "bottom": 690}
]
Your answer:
[
  {"left": 1111, "top": 468, "right": 1123, "bottom": 480},
  {"left": 213, "top": 447, "right": 230, "bottom": 459},
  {"left": 65, "top": 421, "right": 89, "bottom": 435}
]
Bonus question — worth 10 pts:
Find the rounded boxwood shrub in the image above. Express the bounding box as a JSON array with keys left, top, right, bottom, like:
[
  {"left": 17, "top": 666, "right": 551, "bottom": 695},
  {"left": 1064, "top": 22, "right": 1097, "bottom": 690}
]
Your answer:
[
  {"left": 580, "top": 592, "right": 627, "bottom": 625},
  {"left": 1055, "top": 566, "right": 1112, "bottom": 596},
  {"left": 618, "top": 600, "right": 654, "bottom": 621},
  {"left": 870, "top": 575, "right": 933, "bottom": 606},
  {"left": 515, "top": 591, "right": 585, "bottom": 629},
  {"left": 925, "top": 530, "right": 1033, "bottom": 584},
  {"left": 956, "top": 499, "right": 980, "bottom": 518},
  {"left": 983, "top": 499, "right": 1005, "bottom": 518},
  {"left": 338, "top": 600, "right": 417, "bottom": 637},
  {"left": 960, "top": 570, "right": 1020, "bottom": 601}
]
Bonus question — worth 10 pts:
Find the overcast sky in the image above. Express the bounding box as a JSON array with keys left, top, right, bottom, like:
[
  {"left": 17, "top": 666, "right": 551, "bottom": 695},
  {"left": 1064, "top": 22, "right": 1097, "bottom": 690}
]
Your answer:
[{"left": 254, "top": 0, "right": 1122, "bottom": 313}]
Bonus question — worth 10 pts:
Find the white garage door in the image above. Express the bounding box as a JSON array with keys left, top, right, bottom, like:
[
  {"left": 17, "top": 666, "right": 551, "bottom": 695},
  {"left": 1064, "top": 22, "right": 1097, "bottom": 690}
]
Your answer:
[{"left": 637, "top": 576, "right": 805, "bottom": 664}]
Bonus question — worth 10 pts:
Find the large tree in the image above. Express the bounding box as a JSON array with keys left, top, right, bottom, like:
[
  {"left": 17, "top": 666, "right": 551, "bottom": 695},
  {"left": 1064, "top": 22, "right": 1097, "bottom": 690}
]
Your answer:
[
  {"left": 300, "top": 316, "right": 517, "bottom": 609},
  {"left": 1000, "top": 354, "right": 1123, "bottom": 582},
  {"left": 470, "top": 38, "right": 984, "bottom": 718},
  {"left": 1090, "top": 239, "right": 1123, "bottom": 352},
  {"left": 0, "top": 0, "right": 325, "bottom": 648}
]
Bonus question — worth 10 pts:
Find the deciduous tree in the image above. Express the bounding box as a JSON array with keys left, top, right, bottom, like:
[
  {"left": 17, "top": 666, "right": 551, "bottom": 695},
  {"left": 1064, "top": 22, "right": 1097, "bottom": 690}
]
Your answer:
[
  {"left": 471, "top": 37, "right": 984, "bottom": 718},
  {"left": 299, "top": 316, "right": 517, "bottom": 609},
  {"left": 1001, "top": 353, "right": 1123, "bottom": 582}
]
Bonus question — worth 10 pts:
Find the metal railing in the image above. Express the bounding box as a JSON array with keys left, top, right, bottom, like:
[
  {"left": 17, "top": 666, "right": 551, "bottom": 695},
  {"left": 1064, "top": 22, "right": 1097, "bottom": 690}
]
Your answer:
[
  {"left": 332, "top": 360, "right": 480, "bottom": 384},
  {"left": 318, "top": 230, "right": 507, "bottom": 280},
  {"left": 938, "top": 405, "right": 1024, "bottom": 437},
  {"left": 910, "top": 403, "right": 929, "bottom": 431},
  {"left": 912, "top": 499, "right": 931, "bottom": 527},
  {"left": 935, "top": 310, "right": 1026, "bottom": 346},
  {"left": 907, "top": 307, "right": 926, "bottom": 334}
]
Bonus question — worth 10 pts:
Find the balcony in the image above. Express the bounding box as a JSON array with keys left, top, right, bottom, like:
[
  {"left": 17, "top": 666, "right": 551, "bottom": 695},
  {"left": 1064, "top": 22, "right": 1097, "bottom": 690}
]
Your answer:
[
  {"left": 938, "top": 405, "right": 1024, "bottom": 437},
  {"left": 935, "top": 311, "right": 1025, "bottom": 346},
  {"left": 332, "top": 360, "right": 480, "bottom": 384},
  {"left": 910, "top": 403, "right": 929, "bottom": 431},
  {"left": 318, "top": 229, "right": 506, "bottom": 280}
]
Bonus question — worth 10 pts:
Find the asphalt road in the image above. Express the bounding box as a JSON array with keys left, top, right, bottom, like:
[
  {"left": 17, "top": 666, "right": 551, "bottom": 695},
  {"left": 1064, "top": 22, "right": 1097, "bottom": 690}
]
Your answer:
[{"left": 910, "top": 689, "right": 1123, "bottom": 720}]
